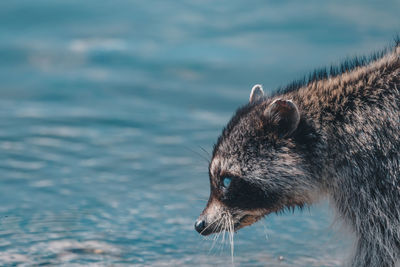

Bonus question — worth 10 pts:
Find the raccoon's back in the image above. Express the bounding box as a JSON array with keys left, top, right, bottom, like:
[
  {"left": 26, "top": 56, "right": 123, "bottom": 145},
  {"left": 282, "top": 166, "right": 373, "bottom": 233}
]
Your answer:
[{"left": 291, "top": 45, "right": 400, "bottom": 184}]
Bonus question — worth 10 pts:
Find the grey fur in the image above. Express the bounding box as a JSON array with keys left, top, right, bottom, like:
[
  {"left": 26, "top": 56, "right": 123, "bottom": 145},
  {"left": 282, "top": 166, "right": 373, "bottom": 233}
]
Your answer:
[{"left": 196, "top": 45, "right": 400, "bottom": 266}]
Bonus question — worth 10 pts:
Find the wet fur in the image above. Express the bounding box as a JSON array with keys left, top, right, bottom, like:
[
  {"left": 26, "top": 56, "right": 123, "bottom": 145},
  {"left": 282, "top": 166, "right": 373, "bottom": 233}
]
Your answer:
[{"left": 199, "top": 40, "right": 400, "bottom": 267}]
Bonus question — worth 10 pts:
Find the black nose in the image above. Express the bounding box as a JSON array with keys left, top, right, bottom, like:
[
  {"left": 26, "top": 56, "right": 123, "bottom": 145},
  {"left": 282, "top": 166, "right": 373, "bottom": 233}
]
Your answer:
[{"left": 194, "top": 219, "right": 206, "bottom": 233}]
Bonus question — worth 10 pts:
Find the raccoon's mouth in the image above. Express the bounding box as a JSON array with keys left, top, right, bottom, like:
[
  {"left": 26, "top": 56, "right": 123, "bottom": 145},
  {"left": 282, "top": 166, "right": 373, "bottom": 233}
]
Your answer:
[{"left": 197, "top": 214, "right": 264, "bottom": 236}]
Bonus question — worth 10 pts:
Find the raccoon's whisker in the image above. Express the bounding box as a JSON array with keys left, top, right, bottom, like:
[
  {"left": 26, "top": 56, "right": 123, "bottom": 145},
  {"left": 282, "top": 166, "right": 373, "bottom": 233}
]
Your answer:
[
  {"left": 218, "top": 215, "right": 229, "bottom": 255},
  {"left": 184, "top": 146, "right": 210, "bottom": 164},
  {"left": 210, "top": 229, "right": 222, "bottom": 254},
  {"left": 209, "top": 216, "right": 224, "bottom": 253},
  {"left": 222, "top": 229, "right": 227, "bottom": 255},
  {"left": 200, "top": 216, "right": 220, "bottom": 236},
  {"left": 228, "top": 214, "right": 235, "bottom": 265},
  {"left": 217, "top": 232, "right": 224, "bottom": 255},
  {"left": 220, "top": 217, "right": 226, "bottom": 251},
  {"left": 259, "top": 219, "right": 269, "bottom": 241},
  {"left": 209, "top": 234, "right": 218, "bottom": 253},
  {"left": 198, "top": 145, "right": 211, "bottom": 158},
  {"left": 189, "top": 198, "right": 209, "bottom": 201}
]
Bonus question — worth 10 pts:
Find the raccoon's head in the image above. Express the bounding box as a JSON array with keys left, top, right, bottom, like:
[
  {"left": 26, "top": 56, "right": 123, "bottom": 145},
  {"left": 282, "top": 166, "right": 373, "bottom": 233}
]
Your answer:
[{"left": 195, "top": 85, "right": 319, "bottom": 235}]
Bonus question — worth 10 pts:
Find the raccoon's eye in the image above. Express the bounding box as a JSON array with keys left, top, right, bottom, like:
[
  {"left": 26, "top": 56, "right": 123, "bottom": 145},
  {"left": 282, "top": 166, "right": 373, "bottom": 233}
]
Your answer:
[{"left": 222, "top": 177, "right": 232, "bottom": 189}]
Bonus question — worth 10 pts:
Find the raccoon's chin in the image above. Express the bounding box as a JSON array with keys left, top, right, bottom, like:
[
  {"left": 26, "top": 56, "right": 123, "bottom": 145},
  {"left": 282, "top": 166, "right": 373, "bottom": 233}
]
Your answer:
[{"left": 233, "top": 214, "right": 264, "bottom": 231}]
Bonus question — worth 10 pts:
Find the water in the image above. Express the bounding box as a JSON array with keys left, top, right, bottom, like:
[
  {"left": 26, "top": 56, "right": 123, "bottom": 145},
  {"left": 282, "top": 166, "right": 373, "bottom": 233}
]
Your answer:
[{"left": 0, "top": 0, "right": 399, "bottom": 266}]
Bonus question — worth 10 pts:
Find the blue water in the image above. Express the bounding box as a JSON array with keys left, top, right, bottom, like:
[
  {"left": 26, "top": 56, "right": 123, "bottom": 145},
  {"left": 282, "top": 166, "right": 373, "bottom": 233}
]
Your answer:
[{"left": 0, "top": 1, "right": 399, "bottom": 266}]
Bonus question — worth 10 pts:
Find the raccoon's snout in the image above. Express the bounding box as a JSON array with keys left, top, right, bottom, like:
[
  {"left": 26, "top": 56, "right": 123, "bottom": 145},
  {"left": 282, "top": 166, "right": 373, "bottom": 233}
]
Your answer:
[
  {"left": 195, "top": 213, "right": 221, "bottom": 236},
  {"left": 194, "top": 218, "right": 206, "bottom": 234}
]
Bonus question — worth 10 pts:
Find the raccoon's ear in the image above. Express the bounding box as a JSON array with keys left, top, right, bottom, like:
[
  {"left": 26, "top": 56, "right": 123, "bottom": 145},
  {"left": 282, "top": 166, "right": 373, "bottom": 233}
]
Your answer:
[
  {"left": 249, "top": 84, "right": 264, "bottom": 103},
  {"left": 264, "top": 99, "right": 300, "bottom": 138}
]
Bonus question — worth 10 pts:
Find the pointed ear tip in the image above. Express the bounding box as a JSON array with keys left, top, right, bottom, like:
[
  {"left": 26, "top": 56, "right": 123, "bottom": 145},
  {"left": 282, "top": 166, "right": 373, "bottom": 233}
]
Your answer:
[
  {"left": 249, "top": 84, "right": 265, "bottom": 103},
  {"left": 251, "top": 84, "right": 264, "bottom": 93}
]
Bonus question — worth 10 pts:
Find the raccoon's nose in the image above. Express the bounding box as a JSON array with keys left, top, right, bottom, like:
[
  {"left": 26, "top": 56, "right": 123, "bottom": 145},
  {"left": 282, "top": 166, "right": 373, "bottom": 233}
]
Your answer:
[{"left": 194, "top": 219, "right": 206, "bottom": 233}]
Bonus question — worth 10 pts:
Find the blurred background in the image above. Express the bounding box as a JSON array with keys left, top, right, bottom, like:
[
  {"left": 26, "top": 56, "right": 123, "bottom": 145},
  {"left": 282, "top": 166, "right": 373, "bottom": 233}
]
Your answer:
[{"left": 0, "top": 0, "right": 399, "bottom": 266}]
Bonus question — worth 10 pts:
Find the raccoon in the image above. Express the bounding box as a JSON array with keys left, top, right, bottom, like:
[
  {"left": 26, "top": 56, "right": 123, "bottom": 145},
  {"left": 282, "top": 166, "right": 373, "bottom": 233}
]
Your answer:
[{"left": 195, "top": 43, "right": 400, "bottom": 266}]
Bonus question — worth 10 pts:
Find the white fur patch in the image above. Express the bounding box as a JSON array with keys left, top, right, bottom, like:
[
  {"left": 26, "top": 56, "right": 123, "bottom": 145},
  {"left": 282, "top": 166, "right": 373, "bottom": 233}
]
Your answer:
[{"left": 249, "top": 84, "right": 264, "bottom": 103}]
